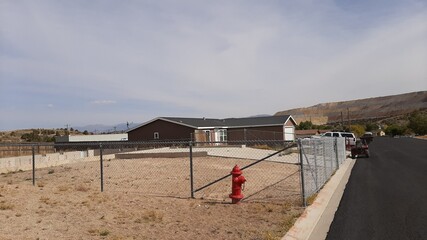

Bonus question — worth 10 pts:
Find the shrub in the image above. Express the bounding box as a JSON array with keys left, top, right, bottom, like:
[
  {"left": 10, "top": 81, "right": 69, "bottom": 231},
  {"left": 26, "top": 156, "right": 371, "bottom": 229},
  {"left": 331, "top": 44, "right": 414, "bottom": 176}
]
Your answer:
[
  {"left": 385, "top": 124, "right": 408, "bottom": 136},
  {"left": 408, "top": 111, "right": 427, "bottom": 135}
]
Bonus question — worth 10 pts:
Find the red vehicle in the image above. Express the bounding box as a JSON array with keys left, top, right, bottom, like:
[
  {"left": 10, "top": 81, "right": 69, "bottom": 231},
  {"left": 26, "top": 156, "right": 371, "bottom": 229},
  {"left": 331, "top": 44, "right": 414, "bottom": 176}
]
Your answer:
[{"left": 351, "top": 137, "right": 371, "bottom": 159}]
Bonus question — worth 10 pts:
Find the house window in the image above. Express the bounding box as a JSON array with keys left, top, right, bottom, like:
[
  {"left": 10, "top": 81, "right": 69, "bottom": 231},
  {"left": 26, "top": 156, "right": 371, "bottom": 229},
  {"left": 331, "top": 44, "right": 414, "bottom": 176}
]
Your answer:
[
  {"left": 204, "top": 130, "right": 211, "bottom": 142},
  {"left": 218, "top": 129, "right": 227, "bottom": 142},
  {"left": 154, "top": 132, "right": 159, "bottom": 139}
]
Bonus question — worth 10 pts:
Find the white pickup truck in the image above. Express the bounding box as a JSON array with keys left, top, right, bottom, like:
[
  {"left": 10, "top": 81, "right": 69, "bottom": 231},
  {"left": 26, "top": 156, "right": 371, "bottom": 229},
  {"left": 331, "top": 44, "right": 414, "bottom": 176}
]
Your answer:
[{"left": 321, "top": 132, "right": 356, "bottom": 147}]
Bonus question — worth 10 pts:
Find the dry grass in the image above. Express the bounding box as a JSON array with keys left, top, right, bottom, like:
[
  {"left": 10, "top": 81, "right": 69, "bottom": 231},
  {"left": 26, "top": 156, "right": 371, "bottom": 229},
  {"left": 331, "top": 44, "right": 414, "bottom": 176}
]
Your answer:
[
  {"left": 99, "top": 230, "right": 110, "bottom": 236},
  {"left": 56, "top": 185, "right": 70, "bottom": 192},
  {"left": 0, "top": 201, "right": 14, "bottom": 210},
  {"left": 141, "top": 210, "right": 164, "bottom": 223},
  {"left": 75, "top": 184, "right": 90, "bottom": 192},
  {"left": 39, "top": 196, "right": 59, "bottom": 206},
  {"left": 88, "top": 229, "right": 110, "bottom": 236},
  {"left": 306, "top": 193, "right": 318, "bottom": 206},
  {"left": 37, "top": 181, "right": 46, "bottom": 188}
]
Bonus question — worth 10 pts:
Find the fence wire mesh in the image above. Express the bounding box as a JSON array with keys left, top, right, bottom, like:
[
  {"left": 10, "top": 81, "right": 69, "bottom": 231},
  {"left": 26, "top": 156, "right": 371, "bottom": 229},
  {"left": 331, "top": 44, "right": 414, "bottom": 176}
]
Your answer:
[
  {"left": 1, "top": 138, "right": 349, "bottom": 206},
  {"left": 192, "top": 140, "right": 301, "bottom": 203},
  {"left": 299, "top": 137, "right": 347, "bottom": 205},
  {"left": 102, "top": 141, "right": 191, "bottom": 198},
  {"left": 0, "top": 143, "right": 101, "bottom": 193}
]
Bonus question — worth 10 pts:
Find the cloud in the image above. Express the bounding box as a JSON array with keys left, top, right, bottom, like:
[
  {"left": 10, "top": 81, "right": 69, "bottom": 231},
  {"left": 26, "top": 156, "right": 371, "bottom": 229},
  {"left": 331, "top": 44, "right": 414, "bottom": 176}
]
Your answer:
[
  {"left": 1, "top": 0, "right": 426, "bottom": 129},
  {"left": 47, "top": 104, "right": 54, "bottom": 108}
]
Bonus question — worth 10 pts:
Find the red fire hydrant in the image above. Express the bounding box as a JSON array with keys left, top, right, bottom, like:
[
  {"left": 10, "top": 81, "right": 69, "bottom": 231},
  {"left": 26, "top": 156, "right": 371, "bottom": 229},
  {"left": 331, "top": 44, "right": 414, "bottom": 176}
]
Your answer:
[{"left": 229, "top": 165, "right": 246, "bottom": 204}]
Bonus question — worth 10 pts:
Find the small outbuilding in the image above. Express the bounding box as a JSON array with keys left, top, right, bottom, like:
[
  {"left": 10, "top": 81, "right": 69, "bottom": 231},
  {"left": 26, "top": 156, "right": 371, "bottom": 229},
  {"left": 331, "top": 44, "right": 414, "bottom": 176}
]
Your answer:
[
  {"left": 127, "top": 115, "right": 296, "bottom": 142},
  {"left": 55, "top": 133, "right": 128, "bottom": 143}
]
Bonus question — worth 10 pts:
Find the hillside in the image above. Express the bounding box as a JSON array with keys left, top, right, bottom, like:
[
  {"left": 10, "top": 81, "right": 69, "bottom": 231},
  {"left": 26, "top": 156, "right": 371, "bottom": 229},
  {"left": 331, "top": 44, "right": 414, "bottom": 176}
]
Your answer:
[
  {"left": 0, "top": 129, "right": 85, "bottom": 143},
  {"left": 275, "top": 91, "right": 427, "bottom": 124}
]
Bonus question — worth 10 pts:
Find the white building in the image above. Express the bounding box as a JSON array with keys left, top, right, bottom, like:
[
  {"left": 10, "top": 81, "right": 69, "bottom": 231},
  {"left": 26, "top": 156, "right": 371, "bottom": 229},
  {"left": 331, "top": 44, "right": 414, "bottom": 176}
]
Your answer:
[{"left": 55, "top": 134, "right": 128, "bottom": 143}]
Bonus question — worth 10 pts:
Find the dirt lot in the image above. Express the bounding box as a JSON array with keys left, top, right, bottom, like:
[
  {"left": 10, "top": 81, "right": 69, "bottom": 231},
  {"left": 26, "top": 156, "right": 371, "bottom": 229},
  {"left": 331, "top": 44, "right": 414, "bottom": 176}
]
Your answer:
[{"left": 0, "top": 156, "right": 303, "bottom": 240}]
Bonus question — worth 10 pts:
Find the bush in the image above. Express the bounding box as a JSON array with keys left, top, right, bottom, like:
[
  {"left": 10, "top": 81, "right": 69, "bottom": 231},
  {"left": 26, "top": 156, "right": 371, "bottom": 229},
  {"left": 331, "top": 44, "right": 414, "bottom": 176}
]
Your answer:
[
  {"left": 408, "top": 111, "right": 427, "bottom": 135},
  {"left": 385, "top": 124, "right": 408, "bottom": 137},
  {"left": 365, "top": 123, "right": 378, "bottom": 132},
  {"left": 350, "top": 125, "right": 365, "bottom": 137}
]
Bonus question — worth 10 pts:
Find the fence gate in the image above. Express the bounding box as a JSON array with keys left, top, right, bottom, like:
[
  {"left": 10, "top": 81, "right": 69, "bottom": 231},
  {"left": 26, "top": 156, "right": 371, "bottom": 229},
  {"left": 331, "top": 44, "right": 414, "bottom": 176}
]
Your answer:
[{"left": 191, "top": 141, "right": 301, "bottom": 203}]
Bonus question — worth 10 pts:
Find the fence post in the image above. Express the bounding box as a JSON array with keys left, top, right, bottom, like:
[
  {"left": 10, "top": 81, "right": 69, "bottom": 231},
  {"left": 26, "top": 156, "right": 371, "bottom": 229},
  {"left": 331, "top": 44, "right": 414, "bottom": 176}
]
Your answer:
[
  {"left": 100, "top": 143, "right": 104, "bottom": 192},
  {"left": 32, "top": 144, "right": 35, "bottom": 186},
  {"left": 313, "top": 141, "right": 318, "bottom": 191},
  {"left": 335, "top": 138, "right": 339, "bottom": 170},
  {"left": 298, "top": 140, "right": 307, "bottom": 207},
  {"left": 189, "top": 141, "right": 194, "bottom": 198},
  {"left": 323, "top": 140, "right": 327, "bottom": 181}
]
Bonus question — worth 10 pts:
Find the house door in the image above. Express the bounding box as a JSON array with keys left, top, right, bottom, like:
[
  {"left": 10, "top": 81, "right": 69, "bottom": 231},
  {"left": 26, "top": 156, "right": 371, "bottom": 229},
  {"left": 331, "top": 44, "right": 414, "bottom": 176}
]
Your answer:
[{"left": 284, "top": 126, "right": 295, "bottom": 141}]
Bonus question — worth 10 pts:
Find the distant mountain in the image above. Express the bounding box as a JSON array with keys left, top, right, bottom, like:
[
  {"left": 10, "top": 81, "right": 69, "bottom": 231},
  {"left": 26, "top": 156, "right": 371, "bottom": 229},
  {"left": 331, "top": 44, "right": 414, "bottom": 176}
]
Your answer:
[
  {"left": 249, "top": 114, "right": 272, "bottom": 118},
  {"left": 74, "top": 122, "right": 140, "bottom": 133},
  {"left": 275, "top": 91, "right": 427, "bottom": 125}
]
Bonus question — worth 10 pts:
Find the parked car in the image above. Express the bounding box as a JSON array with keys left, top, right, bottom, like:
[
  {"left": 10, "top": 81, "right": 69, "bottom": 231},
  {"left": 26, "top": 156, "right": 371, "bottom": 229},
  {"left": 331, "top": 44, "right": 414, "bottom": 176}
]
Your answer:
[
  {"left": 321, "top": 132, "right": 356, "bottom": 148},
  {"left": 361, "top": 132, "right": 374, "bottom": 144}
]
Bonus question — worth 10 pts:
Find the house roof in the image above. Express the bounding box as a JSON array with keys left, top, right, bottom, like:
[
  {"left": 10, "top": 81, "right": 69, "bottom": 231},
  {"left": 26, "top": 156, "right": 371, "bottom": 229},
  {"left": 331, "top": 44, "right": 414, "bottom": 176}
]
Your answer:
[{"left": 127, "top": 115, "right": 295, "bottom": 132}]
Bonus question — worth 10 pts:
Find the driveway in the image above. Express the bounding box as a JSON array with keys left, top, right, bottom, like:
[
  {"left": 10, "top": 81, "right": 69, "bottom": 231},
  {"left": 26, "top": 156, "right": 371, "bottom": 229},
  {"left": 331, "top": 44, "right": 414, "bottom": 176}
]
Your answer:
[{"left": 326, "top": 137, "right": 427, "bottom": 240}]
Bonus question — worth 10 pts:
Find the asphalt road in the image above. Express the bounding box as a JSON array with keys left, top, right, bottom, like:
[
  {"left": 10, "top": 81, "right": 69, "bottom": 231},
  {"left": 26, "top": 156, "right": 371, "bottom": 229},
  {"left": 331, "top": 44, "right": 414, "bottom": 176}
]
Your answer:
[{"left": 326, "top": 137, "right": 427, "bottom": 240}]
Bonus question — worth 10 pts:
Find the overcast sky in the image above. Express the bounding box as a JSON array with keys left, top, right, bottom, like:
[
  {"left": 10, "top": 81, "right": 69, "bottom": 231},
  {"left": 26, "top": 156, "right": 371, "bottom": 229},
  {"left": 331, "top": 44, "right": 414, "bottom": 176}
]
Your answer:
[{"left": 1, "top": 0, "right": 426, "bottom": 130}]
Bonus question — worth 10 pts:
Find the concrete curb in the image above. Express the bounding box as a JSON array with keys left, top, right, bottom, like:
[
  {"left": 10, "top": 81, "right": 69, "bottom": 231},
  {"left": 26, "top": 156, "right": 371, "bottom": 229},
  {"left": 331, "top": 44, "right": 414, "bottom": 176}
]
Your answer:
[{"left": 282, "top": 158, "right": 356, "bottom": 240}]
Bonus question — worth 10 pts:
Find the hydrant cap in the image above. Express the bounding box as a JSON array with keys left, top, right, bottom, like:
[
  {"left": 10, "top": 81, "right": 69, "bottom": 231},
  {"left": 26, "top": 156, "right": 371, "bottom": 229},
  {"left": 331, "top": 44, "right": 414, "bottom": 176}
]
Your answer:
[{"left": 231, "top": 165, "right": 242, "bottom": 175}]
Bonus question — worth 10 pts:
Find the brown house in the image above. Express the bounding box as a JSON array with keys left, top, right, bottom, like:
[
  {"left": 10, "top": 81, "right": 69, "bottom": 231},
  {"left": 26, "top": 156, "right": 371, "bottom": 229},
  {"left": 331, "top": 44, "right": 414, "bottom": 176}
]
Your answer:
[{"left": 127, "top": 115, "right": 297, "bottom": 142}]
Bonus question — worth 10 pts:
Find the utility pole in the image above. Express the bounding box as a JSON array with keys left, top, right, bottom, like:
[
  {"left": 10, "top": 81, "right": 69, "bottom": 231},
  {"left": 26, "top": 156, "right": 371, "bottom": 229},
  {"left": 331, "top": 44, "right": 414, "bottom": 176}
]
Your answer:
[
  {"left": 341, "top": 112, "right": 344, "bottom": 130},
  {"left": 347, "top": 108, "right": 351, "bottom": 131}
]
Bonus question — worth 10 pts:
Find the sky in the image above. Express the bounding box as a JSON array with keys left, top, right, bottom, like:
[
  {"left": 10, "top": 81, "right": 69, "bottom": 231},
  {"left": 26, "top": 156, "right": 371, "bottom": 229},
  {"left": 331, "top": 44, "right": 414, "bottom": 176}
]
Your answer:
[{"left": 1, "top": 0, "right": 427, "bottom": 130}]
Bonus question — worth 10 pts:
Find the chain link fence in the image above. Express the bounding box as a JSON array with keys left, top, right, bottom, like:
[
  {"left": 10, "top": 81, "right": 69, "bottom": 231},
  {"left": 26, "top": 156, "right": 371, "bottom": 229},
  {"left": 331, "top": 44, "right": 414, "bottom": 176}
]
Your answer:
[
  {"left": 103, "top": 141, "right": 191, "bottom": 198},
  {"left": 191, "top": 140, "right": 300, "bottom": 203},
  {"left": 0, "top": 138, "right": 348, "bottom": 206},
  {"left": 299, "top": 137, "right": 346, "bottom": 205}
]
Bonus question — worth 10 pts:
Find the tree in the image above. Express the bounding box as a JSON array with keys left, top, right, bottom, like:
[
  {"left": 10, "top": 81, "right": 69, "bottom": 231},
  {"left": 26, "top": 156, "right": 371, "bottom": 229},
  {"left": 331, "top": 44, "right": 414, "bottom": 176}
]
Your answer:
[
  {"left": 365, "top": 123, "right": 378, "bottom": 132},
  {"left": 297, "top": 121, "right": 313, "bottom": 130},
  {"left": 408, "top": 111, "right": 427, "bottom": 135},
  {"left": 385, "top": 124, "right": 407, "bottom": 137},
  {"left": 350, "top": 125, "right": 365, "bottom": 137}
]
